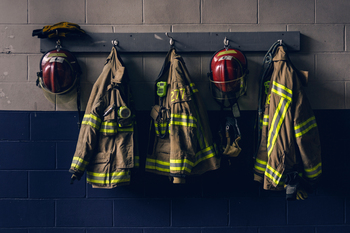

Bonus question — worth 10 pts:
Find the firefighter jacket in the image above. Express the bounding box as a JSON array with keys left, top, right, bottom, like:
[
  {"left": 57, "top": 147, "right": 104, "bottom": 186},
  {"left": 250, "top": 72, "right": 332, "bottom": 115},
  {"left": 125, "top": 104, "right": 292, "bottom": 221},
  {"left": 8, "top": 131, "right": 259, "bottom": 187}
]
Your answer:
[
  {"left": 146, "top": 48, "right": 221, "bottom": 183},
  {"left": 69, "top": 47, "right": 138, "bottom": 188},
  {"left": 254, "top": 45, "right": 322, "bottom": 191}
]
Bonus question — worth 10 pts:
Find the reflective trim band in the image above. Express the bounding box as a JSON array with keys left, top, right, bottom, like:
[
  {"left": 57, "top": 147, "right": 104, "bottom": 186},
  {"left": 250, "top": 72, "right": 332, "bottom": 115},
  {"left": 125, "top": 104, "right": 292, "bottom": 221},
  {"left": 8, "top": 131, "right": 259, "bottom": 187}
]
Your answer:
[
  {"left": 265, "top": 164, "right": 284, "bottom": 186},
  {"left": 305, "top": 162, "right": 322, "bottom": 179},
  {"left": 170, "top": 159, "right": 193, "bottom": 173},
  {"left": 100, "top": 121, "right": 118, "bottom": 134},
  {"left": 118, "top": 126, "right": 134, "bottom": 132},
  {"left": 194, "top": 145, "right": 216, "bottom": 166},
  {"left": 272, "top": 81, "right": 292, "bottom": 102},
  {"left": 254, "top": 158, "right": 267, "bottom": 172},
  {"left": 263, "top": 115, "right": 269, "bottom": 126},
  {"left": 267, "top": 97, "right": 291, "bottom": 157},
  {"left": 170, "top": 114, "right": 197, "bottom": 128},
  {"left": 134, "top": 156, "right": 140, "bottom": 167},
  {"left": 86, "top": 170, "right": 130, "bottom": 186},
  {"left": 82, "top": 114, "right": 101, "bottom": 130},
  {"left": 154, "top": 122, "right": 170, "bottom": 135},
  {"left": 190, "top": 83, "right": 199, "bottom": 93},
  {"left": 145, "top": 158, "right": 170, "bottom": 172},
  {"left": 217, "top": 50, "right": 237, "bottom": 56},
  {"left": 70, "top": 156, "right": 89, "bottom": 172},
  {"left": 294, "top": 116, "right": 317, "bottom": 138}
]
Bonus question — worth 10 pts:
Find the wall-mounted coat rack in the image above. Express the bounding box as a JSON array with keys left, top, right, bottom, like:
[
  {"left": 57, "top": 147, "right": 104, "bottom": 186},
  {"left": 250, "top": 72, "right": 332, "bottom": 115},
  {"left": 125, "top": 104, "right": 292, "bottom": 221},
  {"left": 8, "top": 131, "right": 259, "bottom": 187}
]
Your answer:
[{"left": 40, "top": 31, "right": 300, "bottom": 53}]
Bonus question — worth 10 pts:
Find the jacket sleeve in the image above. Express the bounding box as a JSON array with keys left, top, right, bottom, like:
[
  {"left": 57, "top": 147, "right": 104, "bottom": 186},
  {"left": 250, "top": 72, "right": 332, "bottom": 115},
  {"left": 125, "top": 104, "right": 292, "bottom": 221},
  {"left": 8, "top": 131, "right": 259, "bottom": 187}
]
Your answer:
[
  {"left": 293, "top": 88, "right": 322, "bottom": 183},
  {"left": 69, "top": 88, "right": 106, "bottom": 180}
]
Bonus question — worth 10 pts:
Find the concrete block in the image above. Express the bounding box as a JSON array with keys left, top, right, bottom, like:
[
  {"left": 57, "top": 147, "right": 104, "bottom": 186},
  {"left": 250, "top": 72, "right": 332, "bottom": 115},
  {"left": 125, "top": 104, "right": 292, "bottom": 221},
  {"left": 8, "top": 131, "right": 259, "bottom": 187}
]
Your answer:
[
  {"left": 0, "top": 171, "right": 27, "bottom": 198},
  {"left": 0, "top": 142, "right": 55, "bottom": 170},
  {"left": 87, "top": 181, "right": 144, "bottom": 198},
  {"left": 83, "top": 25, "right": 114, "bottom": 33},
  {"left": 202, "top": 0, "right": 257, "bottom": 24},
  {"left": 114, "top": 25, "right": 172, "bottom": 33},
  {"left": 0, "top": 200, "right": 54, "bottom": 227},
  {"left": 260, "top": 227, "right": 315, "bottom": 233},
  {"left": 346, "top": 25, "right": 350, "bottom": 51},
  {"left": 0, "top": 25, "right": 40, "bottom": 54},
  {"left": 306, "top": 81, "right": 345, "bottom": 109},
  {"left": 29, "top": 229, "right": 85, "bottom": 233},
  {"left": 87, "top": 0, "right": 142, "bottom": 24},
  {"left": 230, "top": 197, "right": 286, "bottom": 226},
  {"left": 259, "top": 0, "right": 314, "bottom": 23},
  {"left": 0, "top": 0, "right": 27, "bottom": 24},
  {"left": 29, "top": 171, "right": 85, "bottom": 198},
  {"left": 145, "top": 228, "right": 201, "bottom": 233},
  {"left": 172, "top": 198, "right": 228, "bottom": 226},
  {"left": 0, "top": 111, "right": 30, "bottom": 140},
  {"left": 317, "top": 226, "right": 350, "bottom": 233},
  {"left": 173, "top": 24, "right": 231, "bottom": 32},
  {"left": 57, "top": 142, "right": 78, "bottom": 169},
  {"left": 202, "top": 228, "right": 257, "bottom": 233},
  {"left": 0, "top": 230, "right": 27, "bottom": 233},
  {"left": 316, "top": 0, "right": 350, "bottom": 23},
  {"left": 57, "top": 200, "right": 113, "bottom": 226},
  {"left": 181, "top": 54, "right": 201, "bottom": 82},
  {"left": 229, "top": 24, "right": 287, "bottom": 32},
  {"left": 144, "top": 0, "right": 200, "bottom": 24},
  {"left": 288, "top": 196, "right": 344, "bottom": 224},
  {"left": 0, "top": 54, "right": 27, "bottom": 82},
  {"left": 31, "top": 112, "right": 80, "bottom": 140},
  {"left": 88, "top": 229, "right": 142, "bottom": 233},
  {"left": 29, "top": 0, "right": 85, "bottom": 24},
  {"left": 346, "top": 82, "right": 350, "bottom": 109},
  {"left": 28, "top": 54, "right": 43, "bottom": 82},
  {"left": 317, "top": 54, "right": 350, "bottom": 81},
  {"left": 113, "top": 199, "right": 170, "bottom": 226},
  {"left": 0, "top": 82, "right": 54, "bottom": 111},
  {"left": 289, "top": 53, "right": 315, "bottom": 82},
  {"left": 143, "top": 55, "right": 165, "bottom": 82},
  {"left": 288, "top": 24, "right": 344, "bottom": 52}
]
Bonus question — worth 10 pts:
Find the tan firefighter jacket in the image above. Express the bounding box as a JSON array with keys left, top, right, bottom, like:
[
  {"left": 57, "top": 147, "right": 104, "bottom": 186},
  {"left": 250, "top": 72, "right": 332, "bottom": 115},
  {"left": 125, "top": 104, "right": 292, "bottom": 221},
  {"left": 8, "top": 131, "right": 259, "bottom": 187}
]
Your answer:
[
  {"left": 146, "top": 48, "right": 221, "bottom": 183},
  {"left": 69, "top": 47, "right": 138, "bottom": 188},
  {"left": 254, "top": 46, "right": 322, "bottom": 191}
]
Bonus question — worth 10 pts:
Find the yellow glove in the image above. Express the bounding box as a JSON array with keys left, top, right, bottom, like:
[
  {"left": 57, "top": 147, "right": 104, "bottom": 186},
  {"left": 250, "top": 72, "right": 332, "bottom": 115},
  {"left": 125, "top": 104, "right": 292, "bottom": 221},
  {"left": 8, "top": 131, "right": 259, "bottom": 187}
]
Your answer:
[{"left": 296, "top": 188, "right": 308, "bottom": 200}]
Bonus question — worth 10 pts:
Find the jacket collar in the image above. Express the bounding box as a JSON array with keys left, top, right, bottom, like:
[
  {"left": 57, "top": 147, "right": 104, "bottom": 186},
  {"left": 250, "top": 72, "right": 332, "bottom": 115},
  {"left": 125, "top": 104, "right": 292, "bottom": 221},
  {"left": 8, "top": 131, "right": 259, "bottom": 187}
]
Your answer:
[{"left": 272, "top": 46, "right": 288, "bottom": 61}]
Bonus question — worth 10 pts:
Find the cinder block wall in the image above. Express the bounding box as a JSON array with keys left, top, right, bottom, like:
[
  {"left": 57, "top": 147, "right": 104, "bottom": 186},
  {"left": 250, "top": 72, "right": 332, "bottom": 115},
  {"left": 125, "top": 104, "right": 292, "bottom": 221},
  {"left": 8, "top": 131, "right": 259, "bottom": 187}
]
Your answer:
[{"left": 0, "top": 0, "right": 349, "bottom": 232}]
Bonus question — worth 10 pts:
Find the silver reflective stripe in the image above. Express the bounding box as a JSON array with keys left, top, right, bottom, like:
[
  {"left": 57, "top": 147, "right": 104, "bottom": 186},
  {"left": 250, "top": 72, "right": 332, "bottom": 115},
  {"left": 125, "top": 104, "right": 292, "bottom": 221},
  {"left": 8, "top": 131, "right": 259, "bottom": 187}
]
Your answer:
[
  {"left": 82, "top": 114, "right": 101, "bottom": 130},
  {"left": 272, "top": 81, "right": 292, "bottom": 101},
  {"left": 294, "top": 116, "right": 317, "bottom": 138},
  {"left": 267, "top": 97, "right": 291, "bottom": 157}
]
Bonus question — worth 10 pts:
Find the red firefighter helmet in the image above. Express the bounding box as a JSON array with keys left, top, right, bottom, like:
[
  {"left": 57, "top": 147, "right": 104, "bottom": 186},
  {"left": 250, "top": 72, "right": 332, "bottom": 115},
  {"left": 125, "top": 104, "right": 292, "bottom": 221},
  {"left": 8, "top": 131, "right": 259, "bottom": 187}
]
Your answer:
[
  {"left": 37, "top": 48, "right": 81, "bottom": 95},
  {"left": 209, "top": 48, "right": 248, "bottom": 104}
]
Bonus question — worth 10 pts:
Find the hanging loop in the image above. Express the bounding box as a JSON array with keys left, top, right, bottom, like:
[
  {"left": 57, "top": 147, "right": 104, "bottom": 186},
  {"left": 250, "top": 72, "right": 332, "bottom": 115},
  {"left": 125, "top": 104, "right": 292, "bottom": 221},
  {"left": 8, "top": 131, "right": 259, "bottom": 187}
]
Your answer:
[{"left": 165, "top": 32, "right": 174, "bottom": 46}]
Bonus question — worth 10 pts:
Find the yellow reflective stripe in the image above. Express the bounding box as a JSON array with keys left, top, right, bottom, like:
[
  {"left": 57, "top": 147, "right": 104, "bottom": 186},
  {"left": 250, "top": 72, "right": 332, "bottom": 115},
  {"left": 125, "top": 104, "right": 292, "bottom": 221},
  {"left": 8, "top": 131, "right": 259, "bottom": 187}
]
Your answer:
[
  {"left": 86, "top": 170, "right": 130, "bottom": 185},
  {"left": 265, "top": 164, "right": 284, "bottom": 186},
  {"left": 170, "top": 159, "right": 193, "bottom": 173},
  {"left": 134, "top": 156, "right": 140, "bottom": 167},
  {"left": 305, "top": 162, "right": 322, "bottom": 179},
  {"left": 294, "top": 116, "right": 317, "bottom": 138},
  {"left": 82, "top": 114, "right": 101, "bottom": 129},
  {"left": 254, "top": 158, "right": 267, "bottom": 172},
  {"left": 194, "top": 146, "right": 216, "bottom": 165},
  {"left": 100, "top": 121, "right": 118, "bottom": 133},
  {"left": 118, "top": 127, "right": 133, "bottom": 132},
  {"left": 145, "top": 158, "right": 170, "bottom": 172},
  {"left": 267, "top": 98, "right": 291, "bottom": 157},
  {"left": 263, "top": 115, "right": 269, "bottom": 126},
  {"left": 71, "top": 156, "right": 89, "bottom": 171},
  {"left": 190, "top": 83, "right": 199, "bottom": 93},
  {"left": 217, "top": 50, "right": 237, "bottom": 56},
  {"left": 272, "top": 81, "right": 292, "bottom": 102}
]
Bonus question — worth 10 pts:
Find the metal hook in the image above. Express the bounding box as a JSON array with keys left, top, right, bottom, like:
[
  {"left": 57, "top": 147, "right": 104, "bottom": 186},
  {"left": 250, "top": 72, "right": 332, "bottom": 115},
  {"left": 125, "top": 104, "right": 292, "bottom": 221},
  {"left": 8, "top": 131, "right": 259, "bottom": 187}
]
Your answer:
[
  {"left": 278, "top": 39, "right": 283, "bottom": 45},
  {"left": 111, "top": 40, "right": 119, "bottom": 47},
  {"left": 224, "top": 37, "right": 229, "bottom": 50},
  {"left": 165, "top": 32, "right": 174, "bottom": 46},
  {"left": 56, "top": 39, "right": 62, "bottom": 51}
]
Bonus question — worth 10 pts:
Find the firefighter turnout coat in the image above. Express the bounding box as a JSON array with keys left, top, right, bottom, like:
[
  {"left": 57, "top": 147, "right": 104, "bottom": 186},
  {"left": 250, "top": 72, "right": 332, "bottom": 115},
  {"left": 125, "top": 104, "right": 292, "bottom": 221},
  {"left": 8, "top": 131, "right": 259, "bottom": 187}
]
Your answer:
[
  {"left": 146, "top": 48, "right": 220, "bottom": 183},
  {"left": 69, "top": 47, "right": 138, "bottom": 188},
  {"left": 254, "top": 45, "right": 322, "bottom": 191}
]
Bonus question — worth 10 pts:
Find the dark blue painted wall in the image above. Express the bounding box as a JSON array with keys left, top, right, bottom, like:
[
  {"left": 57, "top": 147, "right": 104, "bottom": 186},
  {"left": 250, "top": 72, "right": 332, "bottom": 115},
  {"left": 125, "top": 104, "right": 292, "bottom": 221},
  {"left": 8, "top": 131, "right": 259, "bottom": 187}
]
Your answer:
[{"left": 0, "top": 110, "right": 349, "bottom": 232}]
